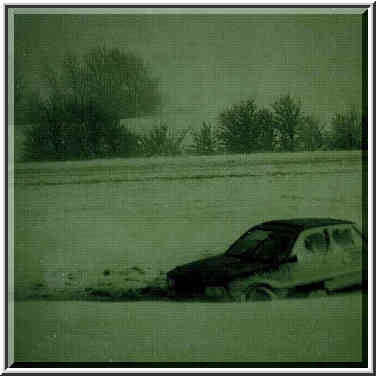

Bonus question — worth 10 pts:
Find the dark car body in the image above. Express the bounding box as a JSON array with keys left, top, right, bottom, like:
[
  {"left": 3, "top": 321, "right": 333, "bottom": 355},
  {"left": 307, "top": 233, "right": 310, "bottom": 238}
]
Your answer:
[{"left": 167, "top": 218, "right": 366, "bottom": 299}]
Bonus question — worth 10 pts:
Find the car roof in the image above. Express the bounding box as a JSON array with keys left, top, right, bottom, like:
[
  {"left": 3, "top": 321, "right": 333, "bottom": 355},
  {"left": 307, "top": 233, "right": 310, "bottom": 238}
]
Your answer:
[{"left": 260, "top": 218, "right": 354, "bottom": 232}]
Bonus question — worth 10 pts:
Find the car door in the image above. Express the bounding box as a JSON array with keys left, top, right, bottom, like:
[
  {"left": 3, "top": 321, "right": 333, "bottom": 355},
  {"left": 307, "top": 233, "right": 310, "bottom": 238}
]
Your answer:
[
  {"left": 288, "top": 227, "right": 335, "bottom": 285},
  {"left": 244, "top": 228, "right": 332, "bottom": 288}
]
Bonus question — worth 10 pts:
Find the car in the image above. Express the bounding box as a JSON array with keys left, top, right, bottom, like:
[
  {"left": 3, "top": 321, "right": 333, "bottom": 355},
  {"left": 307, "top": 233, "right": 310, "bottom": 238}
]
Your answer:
[{"left": 166, "top": 218, "right": 367, "bottom": 301}]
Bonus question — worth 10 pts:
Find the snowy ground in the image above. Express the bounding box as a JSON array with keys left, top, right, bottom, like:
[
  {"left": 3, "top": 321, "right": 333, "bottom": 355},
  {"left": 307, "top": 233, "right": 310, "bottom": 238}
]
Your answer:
[
  {"left": 15, "top": 292, "right": 364, "bottom": 363},
  {"left": 13, "top": 150, "right": 366, "bottom": 362}
]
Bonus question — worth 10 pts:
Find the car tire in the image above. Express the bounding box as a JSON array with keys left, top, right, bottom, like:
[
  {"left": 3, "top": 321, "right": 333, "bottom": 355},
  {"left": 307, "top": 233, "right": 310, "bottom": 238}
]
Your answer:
[
  {"left": 309, "top": 289, "right": 329, "bottom": 298},
  {"left": 205, "top": 286, "right": 228, "bottom": 300},
  {"left": 241, "top": 286, "right": 275, "bottom": 302}
]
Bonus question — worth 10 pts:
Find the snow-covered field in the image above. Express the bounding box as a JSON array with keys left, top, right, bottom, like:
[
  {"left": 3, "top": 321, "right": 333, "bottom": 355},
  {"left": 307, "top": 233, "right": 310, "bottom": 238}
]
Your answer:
[
  {"left": 13, "top": 150, "right": 367, "bottom": 362},
  {"left": 15, "top": 292, "right": 364, "bottom": 363}
]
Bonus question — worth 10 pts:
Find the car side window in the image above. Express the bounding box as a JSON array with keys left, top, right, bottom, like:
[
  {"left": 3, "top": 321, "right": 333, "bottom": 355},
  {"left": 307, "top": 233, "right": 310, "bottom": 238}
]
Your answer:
[
  {"left": 304, "top": 231, "right": 328, "bottom": 253},
  {"left": 332, "top": 227, "right": 355, "bottom": 249}
]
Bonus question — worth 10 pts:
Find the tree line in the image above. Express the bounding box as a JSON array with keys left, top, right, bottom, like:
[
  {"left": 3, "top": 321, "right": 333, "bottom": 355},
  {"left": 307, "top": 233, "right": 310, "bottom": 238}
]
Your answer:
[
  {"left": 201, "top": 96, "right": 367, "bottom": 155},
  {"left": 15, "top": 46, "right": 367, "bottom": 161}
]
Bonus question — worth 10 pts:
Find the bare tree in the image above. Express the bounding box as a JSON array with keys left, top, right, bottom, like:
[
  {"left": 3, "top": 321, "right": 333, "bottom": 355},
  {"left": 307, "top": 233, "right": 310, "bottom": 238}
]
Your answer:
[
  {"left": 299, "top": 115, "right": 324, "bottom": 151},
  {"left": 24, "top": 46, "right": 161, "bottom": 160},
  {"left": 191, "top": 122, "right": 217, "bottom": 155},
  {"left": 63, "top": 46, "right": 160, "bottom": 120},
  {"left": 256, "top": 108, "right": 274, "bottom": 151},
  {"left": 217, "top": 98, "right": 261, "bottom": 153},
  {"left": 329, "top": 107, "right": 362, "bottom": 150},
  {"left": 140, "top": 122, "right": 188, "bottom": 157},
  {"left": 272, "top": 94, "right": 303, "bottom": 151}
]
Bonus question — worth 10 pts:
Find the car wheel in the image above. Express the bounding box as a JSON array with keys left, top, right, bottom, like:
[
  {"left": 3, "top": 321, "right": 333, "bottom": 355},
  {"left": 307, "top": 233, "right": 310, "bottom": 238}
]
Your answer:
[
  {"left": 241, "top": 286, "right": 275, "bottom": 302},
  {"left": 308, "top": 289, "right": 328, "bottom": 298},
  {"left": 205, "top": 286, "right": 228, "bottom": 300}
]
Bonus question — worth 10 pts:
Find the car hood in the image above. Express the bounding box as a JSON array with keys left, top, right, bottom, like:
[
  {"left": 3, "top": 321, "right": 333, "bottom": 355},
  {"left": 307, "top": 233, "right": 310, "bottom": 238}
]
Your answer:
[{"left": 167, "top": 254, "right": 270, "bottom": 287}]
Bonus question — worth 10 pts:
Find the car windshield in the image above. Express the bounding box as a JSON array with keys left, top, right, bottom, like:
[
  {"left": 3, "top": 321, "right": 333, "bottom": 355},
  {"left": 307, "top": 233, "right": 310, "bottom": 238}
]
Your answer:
[{"left": 226, "top": 229, "right": 284, "bottom": 262}]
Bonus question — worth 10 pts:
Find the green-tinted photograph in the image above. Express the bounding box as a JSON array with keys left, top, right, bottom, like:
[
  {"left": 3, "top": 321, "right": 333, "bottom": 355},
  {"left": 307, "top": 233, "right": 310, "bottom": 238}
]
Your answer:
[{"left": 8, "top": 6, "right": 368, "bottom": 368}]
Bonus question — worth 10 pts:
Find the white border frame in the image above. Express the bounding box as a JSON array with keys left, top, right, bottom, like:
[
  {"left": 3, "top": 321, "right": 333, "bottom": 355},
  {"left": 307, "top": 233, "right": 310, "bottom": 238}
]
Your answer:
[{"left": 2, "top": 0, "right": 373, "bottom": 373}]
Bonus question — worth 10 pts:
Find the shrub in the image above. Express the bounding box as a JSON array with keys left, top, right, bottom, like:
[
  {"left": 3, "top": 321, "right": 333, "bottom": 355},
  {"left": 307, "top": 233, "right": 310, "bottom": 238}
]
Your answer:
[
  {"left": 298, "top": 115, "right": 324, "bottom": 151},
  {"left": 191, "top": 122, "right": 217, "bottom": 155},
  {"left": 139, "top": 122, "right": 187, "bottom": 157},
  {"left": 217, "top": 98, "right": 260, "bottom": 153},
  {"left": 328, "top": 108, "right": 363, "bottom": 150}
]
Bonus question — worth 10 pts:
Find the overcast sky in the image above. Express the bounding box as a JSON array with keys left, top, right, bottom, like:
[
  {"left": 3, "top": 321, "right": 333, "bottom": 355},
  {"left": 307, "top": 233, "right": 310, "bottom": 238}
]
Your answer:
[{"left": 15, "top": 13, "right": 364, "bottom": 125}]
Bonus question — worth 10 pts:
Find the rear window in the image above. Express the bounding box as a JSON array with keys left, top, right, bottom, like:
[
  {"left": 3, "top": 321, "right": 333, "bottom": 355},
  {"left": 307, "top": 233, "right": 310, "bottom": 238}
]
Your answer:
[{"left": 332, "top": 228, "right": 355, "bottom": 249}]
